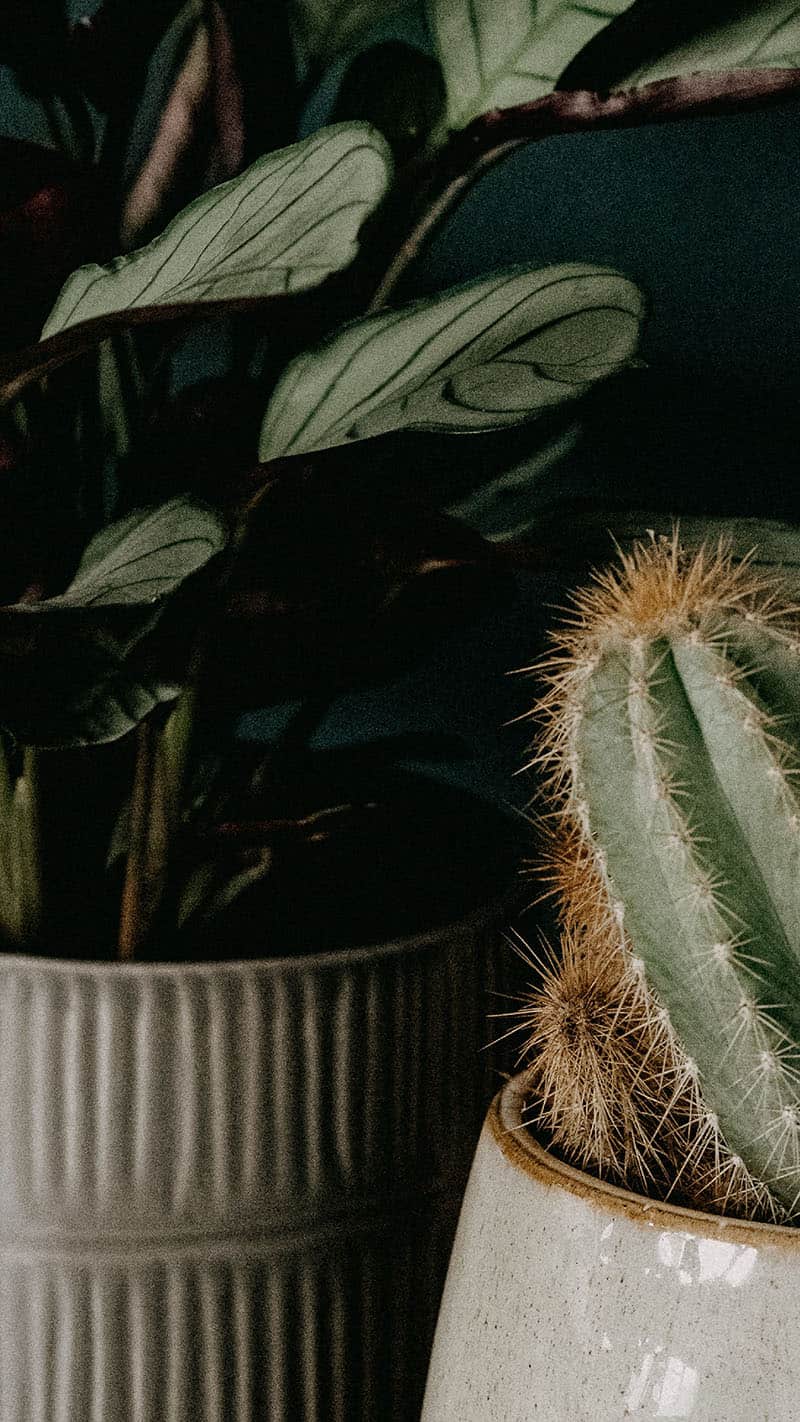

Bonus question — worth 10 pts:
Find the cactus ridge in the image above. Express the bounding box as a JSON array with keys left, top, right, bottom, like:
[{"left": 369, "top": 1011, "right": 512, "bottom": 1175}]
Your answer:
[
  {"left": 516, "top": 822, "right": 775, "bottom": 1218},
  {"left": 528, "top": 533, "right": 800, "bottom": 1218}
]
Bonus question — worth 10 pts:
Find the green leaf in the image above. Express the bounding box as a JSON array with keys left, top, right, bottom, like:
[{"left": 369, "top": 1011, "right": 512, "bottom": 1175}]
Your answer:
[
  {"left": 290, "top": 0, "right": 410, "bottom": 65},
  {"left": 59, "top": 497, "right": 226, "bottom": 607},
  {"left": 445, "top": 419, "right": 582, "bottom": 540},
  {"left": 176, "top": 850, "right": 273, "bottom": 929},
  {"left": 258, "top": 263, "right": 644, "bottom": 459},
  {"left": 614, "top": 1, "right": 800, "bottom": 87},
  {"left": 0, "top": 746, "right": 44, "bottom": 946},
  {"left": 0, "top": 497, "right": 227, "bottom": 747},
  {"left": 41, "top": 122, "right": 393, "bottom": 338},
  {"left": 426, "top": 0, "right": 632, "bottom": 131}
]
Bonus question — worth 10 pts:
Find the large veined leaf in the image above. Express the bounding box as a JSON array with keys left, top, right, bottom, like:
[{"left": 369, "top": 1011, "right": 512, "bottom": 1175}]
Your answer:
[
  {"left": 426, "top": 0, "right": 632, "bottom": 130},
  {"left": 258, "top": 264, "right": 645, "bottom": 459},
  {"left": 0, "top": 497, "right": 227, "bottom": 746},
  {"left": 41, "top": 122, "right": 393, "bottom": 339},
  {"left": 614, "top": 1, "right": 800, "bottom": 87}
]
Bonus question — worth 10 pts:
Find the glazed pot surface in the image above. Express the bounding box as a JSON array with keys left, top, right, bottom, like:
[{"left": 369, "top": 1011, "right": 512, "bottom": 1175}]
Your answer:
[{"left": 422, "top": 1078, "right": 800, "bottom": 1421}]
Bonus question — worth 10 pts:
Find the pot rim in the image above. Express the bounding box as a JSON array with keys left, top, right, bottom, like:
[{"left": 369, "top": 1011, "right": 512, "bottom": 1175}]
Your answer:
[
  {"left": 491, "top": 1075, "right": 800, "bottom": 1249},
  {"left": 0, "top": 881, "right": 518, "bottom": 979}
]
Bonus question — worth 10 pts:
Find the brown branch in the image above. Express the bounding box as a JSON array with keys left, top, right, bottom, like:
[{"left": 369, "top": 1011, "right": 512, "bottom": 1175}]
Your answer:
[
  {"left": 369, "top": 67, "right": 800, "bottom": 310},
  {"left": 0, "top": 286, "right": 329, "bottom": 408},
  {"left": 207, "top": 800, "right": 380, "bottom": 845}
]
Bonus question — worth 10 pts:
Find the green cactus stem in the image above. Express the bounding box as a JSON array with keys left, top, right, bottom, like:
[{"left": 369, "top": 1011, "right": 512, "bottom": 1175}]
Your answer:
[{"left": 532, "top": 533, "right": 800, "bottom": 1217}]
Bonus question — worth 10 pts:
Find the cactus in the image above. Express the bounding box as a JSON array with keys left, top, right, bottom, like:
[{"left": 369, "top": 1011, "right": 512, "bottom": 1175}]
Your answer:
[
  {"left": 526, "top": 533, "right": 800, "bottom": 1219},
  {"left": 517, "top": 821, "right": 775, "bottom": 1219}
]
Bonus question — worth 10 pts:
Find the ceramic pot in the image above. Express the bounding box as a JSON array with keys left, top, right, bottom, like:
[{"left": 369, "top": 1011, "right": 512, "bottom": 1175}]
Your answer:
[
  {"left": 422, "top": 1076, "right": 800, "bottom": 1422},
  {"left": 0, "top": 891, "right": 511, "bottom": 1422}
]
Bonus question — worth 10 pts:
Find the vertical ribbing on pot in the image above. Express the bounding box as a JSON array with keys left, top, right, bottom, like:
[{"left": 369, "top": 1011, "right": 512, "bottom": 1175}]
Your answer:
[
  {"left": 0, "top": 889, "right": 510, "bottom": 1421},
  {"left": 0, "top": 913, "right": 498, "bottom": 1230},
  {"left": 0, "top": 1186, "right": 464, "bottom": 1421}
]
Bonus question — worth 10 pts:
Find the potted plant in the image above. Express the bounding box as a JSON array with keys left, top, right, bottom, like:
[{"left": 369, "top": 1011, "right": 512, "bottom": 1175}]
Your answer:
[
  {"left": 423, "top": 532, "right": 800, "bottom": 1421},
  {"left": 0, "top": 41, "right": 651, "bottom": 1406},
  {"left": 6, "top": 6, "right": 797, "bottom": 1416}
]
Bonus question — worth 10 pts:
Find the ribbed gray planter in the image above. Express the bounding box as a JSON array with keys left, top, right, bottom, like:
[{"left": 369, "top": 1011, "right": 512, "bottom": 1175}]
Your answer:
[{"left": 0, "top": 887, "right": 511, "bottom": 1421}]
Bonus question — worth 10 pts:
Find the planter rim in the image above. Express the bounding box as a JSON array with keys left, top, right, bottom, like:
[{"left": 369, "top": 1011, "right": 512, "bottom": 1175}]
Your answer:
[
  {"left": 0, "top": 881, "right": 517, "bottom": 979},
  {"left": 492, "top": 1076, "right": 800, "bottom": 1250}
]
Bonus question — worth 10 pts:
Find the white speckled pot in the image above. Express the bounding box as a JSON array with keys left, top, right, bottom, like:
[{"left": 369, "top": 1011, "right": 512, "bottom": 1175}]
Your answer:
[
  {"left": 423, "top": 1076, "right": 800, "bottom": 1422},
  {"left": 0, "top": 893, "right": 509, "bottom": 1422}
]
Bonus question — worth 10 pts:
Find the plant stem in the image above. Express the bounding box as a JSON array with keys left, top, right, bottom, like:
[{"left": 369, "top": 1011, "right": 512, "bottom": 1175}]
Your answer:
[
  {"left": 41, "top": 90, "right": 96, "bottom": 166},
  {"left": 367, "top": 164, "right": 480, "bottom": 311},
  {"left": 15, "top": 749, "right": 44, "bottom": 942},
  {"left": 0, "top": 744, "right": 46, "bottom": 948},
  {"left": 368, "top": 68, "right": 800, "bottom": 309},
  {"left": 96, "top": 333, "right": 144, "bottom": 483},
  {"left": 42, "top": 95, "right": 76, "bottom": 159},
  {"left": 117, "top": 688, "right": 197, "bottom": 961},
  {"left": 118, "top": 719, "right": 158, "bottom": 960}
]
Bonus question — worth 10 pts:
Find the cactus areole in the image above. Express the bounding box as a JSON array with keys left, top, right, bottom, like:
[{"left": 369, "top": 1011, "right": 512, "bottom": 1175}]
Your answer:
[{"left": 537, "top": 535, "right": 800, "bottom": 1217}]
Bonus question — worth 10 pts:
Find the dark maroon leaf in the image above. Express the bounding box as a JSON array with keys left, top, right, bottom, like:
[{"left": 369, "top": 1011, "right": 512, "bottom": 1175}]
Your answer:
[
  {"left": 120, "top": 15, "right": 215, "bottom": 248},
  {"left": 119, "top": 2, "right": 249, "bottom": 249},
  {"left": 206, "top": 1, "right": 245, "bottom": 184}
]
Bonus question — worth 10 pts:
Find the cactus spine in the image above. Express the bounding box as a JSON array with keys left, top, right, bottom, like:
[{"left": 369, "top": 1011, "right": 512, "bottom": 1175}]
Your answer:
[{"left": 530, "top": 534, "right": 800, "bottom": 1218}]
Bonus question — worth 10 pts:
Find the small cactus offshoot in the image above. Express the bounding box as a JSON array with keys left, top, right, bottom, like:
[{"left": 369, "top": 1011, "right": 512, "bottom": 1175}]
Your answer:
[{"left": 520, "top": 533, "right": 800, "bottom": 1221}]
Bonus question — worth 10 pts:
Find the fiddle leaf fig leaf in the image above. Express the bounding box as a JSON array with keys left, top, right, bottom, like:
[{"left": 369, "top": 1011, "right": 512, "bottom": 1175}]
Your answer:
[
  {"left": 258, "top": 264, "right": 644, "bottom": 459},
  {"left": 41, "top": 122, "right": 392, "bottom": 338},
  {"left": 0, "top": 497, "right": 227, "bottom": 747},
  {"left": 426, "top": 0, "right": 631, "bottom": 131},
  {"left": 615, "top": 1, "right": 800, "bottom": 87}
]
